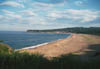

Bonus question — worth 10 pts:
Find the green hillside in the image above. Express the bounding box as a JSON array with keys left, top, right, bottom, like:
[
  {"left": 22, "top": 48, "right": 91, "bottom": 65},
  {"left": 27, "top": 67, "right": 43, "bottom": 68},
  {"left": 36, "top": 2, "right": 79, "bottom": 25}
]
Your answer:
[{"left": 27, "top": 27, "right": 100, "bottom": 35}]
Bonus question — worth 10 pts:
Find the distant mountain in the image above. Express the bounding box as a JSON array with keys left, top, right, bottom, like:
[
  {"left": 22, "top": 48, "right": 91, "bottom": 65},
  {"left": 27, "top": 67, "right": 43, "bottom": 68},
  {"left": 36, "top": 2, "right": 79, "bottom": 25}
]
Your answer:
[{"left": 27, "top": 27, "right": 100, "bottom": 35}]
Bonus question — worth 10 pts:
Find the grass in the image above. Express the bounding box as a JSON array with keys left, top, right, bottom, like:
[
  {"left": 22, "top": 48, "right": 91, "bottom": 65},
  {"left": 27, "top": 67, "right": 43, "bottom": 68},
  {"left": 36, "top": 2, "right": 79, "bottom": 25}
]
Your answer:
[
  {"left": 0, "top": 44, "right": 100, "bottom": 69},
  {"left": 0, "top": 52, "right": 100, "bottom": 69},
  {"left": 0, "top": 44, "right": 12, "bottom": 54}
]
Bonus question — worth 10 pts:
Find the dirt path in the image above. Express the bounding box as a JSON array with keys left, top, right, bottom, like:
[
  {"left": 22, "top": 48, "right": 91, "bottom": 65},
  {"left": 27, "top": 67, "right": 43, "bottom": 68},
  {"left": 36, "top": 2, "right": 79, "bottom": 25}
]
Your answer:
[{"left": 19, "top": 34, "right": 100, "bottom": 58}]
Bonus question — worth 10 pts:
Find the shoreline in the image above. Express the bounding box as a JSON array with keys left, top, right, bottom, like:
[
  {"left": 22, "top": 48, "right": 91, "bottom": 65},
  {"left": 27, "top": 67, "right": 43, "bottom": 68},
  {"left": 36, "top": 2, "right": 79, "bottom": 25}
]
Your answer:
[
  {"left": 19, "top": 34, "right": 100, "bottom": 58},
  {"left": 16, "top": 33, "right": 72, "bottom": 51}
]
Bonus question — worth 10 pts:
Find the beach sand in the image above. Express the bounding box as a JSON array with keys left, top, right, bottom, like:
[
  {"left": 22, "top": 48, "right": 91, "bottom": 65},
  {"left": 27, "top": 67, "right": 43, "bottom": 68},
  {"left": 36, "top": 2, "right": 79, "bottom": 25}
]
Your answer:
[{"left": 19, "top": 34, "right": 100, "bottom": 58}]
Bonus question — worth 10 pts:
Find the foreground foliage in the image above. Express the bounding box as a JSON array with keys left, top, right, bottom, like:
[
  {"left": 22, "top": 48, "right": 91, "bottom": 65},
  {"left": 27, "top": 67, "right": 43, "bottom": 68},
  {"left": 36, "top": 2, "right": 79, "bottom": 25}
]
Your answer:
[
  {"left": 0, "top": 44, "right": 100, "bottom": 69},
  {"left": 0, "top": 44, "right": 12, "bottom": 54},
  {"left": 0, "top": 52, "right": 100, "bottom": 69}
]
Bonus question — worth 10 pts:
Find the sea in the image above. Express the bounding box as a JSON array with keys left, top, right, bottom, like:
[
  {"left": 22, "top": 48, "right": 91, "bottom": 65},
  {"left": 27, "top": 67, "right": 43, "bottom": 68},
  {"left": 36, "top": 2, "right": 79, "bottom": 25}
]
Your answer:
[{"left": 0, "top": 31, "right": 70, "bottom": 49}]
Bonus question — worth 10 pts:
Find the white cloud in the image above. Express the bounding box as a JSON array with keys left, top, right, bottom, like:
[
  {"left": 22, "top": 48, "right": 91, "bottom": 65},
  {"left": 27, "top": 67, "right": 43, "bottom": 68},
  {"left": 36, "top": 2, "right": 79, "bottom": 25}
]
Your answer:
[
  {"left": 2, "top": 9, "right": 15, "bottom": 14},
  {"left": 0, "top": 10, "right": 22, "bottom": 25},
  {"left": 0, "top": 9, "right": 48, "bottom": 26},
  {"left": 2, "top": 10, "right": 22, "bottom": 19},
  {"left": 22, "top": 16, "right": 49, "bottom": 25},
  {"left": 48, "top": 9, "right": 100, "bottom": 22},
  {"left": 0, "top": 1, "right": 24, "bottom": 8},
  {"left": 31, "top": 1, "right": 65, "bottom": 9},
  {"left": 0, "top": 15, "right": 3, "bottom": 19},
  {"left": 7, "top": 13, "right": 22, "bottom": 19},
  {"left": 20, "top": 10, "right": 36, "bottom": 17},
  {"left": 32, "top": 2, "right": 53, "bottom": 7},
  {"left": 1, "top": 7, "right": 100, "bottom": 31}
]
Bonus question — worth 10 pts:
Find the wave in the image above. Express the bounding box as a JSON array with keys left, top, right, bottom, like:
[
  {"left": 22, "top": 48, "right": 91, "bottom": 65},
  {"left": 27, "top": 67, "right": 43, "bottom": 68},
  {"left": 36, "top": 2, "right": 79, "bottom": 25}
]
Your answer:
[{"left": 16, "top": 34, "right": 72, "bottom": 51}]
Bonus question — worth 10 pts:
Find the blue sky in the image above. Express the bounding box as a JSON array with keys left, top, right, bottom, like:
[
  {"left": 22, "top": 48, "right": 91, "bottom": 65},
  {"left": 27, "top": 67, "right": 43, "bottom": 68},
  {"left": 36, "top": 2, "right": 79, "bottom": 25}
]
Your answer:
[{"left": 0, "top": 0, "right": 100, "bottom": 31}]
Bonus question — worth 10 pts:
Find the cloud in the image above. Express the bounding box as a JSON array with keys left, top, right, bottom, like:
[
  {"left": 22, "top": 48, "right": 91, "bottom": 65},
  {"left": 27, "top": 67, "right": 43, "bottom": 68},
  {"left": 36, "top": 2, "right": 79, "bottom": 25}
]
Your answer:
[
  {"left": 0, "top": 7, "right": 100, "bottom": 31},
  {"left": 20, "top": 10, "right": 36, "bottom": 17},
  {"left": 31, "top": 1, "right": 65, "bottom": 10},
  {"left": 0, "top": 15, "right": 3, "bottom": 19},
  {"left": 34, "top": 0, "right": 67, "bottom": 4},
  {"left": 2, "top": 10, "right": 22, "bottom": 19},
  {"left": 0, "top": 1, "right": 24, "bottom": 8},
  {"left": 31, "top": 2, "right": 53, "bottom": 7},
  {"left": 2, "top": 9, "right": 15, "bottom": 14},
  {"left": 0, "top": 10, "right": 22, "bottom": 25},
  {"left": 88, "top": 17, "right": 100, "bottom": 23},
  {"left": 48, "top": 9, "right": 100, "bottom": 23},
  {"left": 0, "top": 9, "right": 48, "bottom": 26}
]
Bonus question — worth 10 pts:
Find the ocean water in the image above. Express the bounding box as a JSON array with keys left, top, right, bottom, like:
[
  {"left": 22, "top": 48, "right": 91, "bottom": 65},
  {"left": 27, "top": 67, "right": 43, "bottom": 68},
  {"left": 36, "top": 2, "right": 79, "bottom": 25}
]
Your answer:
[{"left": 0, "top": 31, "right": 70, "bottom": 49}]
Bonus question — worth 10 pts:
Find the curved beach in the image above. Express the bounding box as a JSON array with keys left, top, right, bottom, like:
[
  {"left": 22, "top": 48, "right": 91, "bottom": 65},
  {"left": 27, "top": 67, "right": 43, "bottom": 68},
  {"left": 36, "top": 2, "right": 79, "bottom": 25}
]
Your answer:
[
  {"left": 16, "top": 33, "right": 72, "bottom": 51},
  {"left": 19, "top": 34, "right": 100, "bottom": 58}
]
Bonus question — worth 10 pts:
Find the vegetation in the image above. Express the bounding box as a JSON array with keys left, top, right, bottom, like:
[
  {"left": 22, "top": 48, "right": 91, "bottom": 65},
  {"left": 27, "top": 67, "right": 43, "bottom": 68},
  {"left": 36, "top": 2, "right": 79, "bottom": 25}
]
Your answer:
[
  {"left": 0, "top": 40, "right": 4, "bottom": 43},
  {"left": 0, "top": 44, "right": 12, "bottom": 54},
  {"left": 27, "top": 27, "right": 100, "bottom": 35},
  {"left": 0, "top": 44, "right": 100, "bottom": 69}
]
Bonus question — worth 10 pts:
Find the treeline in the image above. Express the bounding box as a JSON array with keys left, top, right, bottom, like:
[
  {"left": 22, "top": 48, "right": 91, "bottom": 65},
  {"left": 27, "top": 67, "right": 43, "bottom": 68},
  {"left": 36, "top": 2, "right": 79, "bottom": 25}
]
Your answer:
[{"left": 27, "top": 27, "right": 100, "bottom": 35}]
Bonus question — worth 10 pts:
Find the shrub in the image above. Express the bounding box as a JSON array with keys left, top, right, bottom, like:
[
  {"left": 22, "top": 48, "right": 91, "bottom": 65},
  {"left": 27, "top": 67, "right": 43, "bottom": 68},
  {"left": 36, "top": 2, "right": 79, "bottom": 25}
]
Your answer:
[
  {"left": 0, "top": 44, "right": 12, "bottom": 54},
  {"left": 0, "top": 44, "right": 100, "bottom": 69}
]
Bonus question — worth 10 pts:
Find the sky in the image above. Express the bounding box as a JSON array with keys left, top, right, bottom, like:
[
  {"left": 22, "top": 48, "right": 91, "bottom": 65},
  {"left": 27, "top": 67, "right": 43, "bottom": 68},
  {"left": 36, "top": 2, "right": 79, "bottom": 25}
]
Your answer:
[{"left": 0, "top": 0, "right": 100, "bottom": 31}]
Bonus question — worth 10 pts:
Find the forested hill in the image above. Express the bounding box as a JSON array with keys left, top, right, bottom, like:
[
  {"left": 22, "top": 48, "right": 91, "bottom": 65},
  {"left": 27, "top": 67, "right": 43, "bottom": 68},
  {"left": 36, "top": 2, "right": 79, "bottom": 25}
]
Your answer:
[{"left": 27, "top": 27, "right": 100, "bottom": 35}]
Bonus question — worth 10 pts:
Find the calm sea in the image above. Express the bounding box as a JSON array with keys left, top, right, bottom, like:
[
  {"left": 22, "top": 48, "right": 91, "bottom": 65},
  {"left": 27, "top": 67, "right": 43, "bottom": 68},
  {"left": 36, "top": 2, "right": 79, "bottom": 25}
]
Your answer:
[{"left": 0, "top": 31, "right": 70, "bottom": 49}]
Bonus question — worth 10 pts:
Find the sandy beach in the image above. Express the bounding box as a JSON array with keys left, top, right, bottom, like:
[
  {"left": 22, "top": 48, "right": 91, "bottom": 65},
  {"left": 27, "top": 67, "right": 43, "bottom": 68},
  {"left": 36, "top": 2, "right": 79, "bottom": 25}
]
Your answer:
[{"left": 19, "top": 34, "right": 100, "bottom": 58}]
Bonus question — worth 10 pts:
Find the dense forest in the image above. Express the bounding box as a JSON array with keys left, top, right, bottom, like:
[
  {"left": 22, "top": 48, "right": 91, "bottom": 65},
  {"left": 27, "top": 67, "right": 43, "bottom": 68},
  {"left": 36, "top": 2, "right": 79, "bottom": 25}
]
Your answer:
[{"left": 27, "top": 27, "right": 100, "bottom": 35}]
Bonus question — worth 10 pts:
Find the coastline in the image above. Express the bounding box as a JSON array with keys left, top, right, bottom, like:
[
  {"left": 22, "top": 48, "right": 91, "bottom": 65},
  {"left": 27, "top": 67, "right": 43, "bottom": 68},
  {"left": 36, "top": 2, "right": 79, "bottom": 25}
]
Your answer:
[
  {"left": 16, "top": 33, "right": 72, "bottom": 51},
  {"left": 19, "top": 34, "right": 100, "bottom": 58}
]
